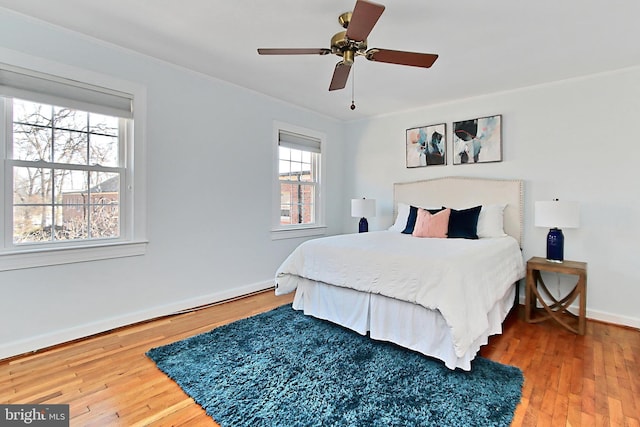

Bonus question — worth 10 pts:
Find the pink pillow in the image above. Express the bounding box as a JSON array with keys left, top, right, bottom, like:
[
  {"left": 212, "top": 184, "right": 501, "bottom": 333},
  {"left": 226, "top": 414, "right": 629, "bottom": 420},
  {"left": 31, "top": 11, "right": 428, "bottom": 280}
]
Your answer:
[{"left": 412, "top": 208, "right": 451, "bottom": 238}]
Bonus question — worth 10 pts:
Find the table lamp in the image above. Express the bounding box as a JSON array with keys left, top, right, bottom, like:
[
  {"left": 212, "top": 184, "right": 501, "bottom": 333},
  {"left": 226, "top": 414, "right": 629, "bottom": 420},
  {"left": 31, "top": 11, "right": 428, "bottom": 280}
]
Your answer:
[
  {"left": 534, "top": 199, "right": 580, "bottom": 263},
  {"left": 351, "top": 198, "right": 376, "bottom": 233}
]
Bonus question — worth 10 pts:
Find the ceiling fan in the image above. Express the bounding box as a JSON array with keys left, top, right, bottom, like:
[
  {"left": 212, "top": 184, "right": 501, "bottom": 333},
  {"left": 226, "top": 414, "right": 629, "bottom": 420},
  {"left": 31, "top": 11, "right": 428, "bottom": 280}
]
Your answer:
[{"left": 257, "top": 0, "right": 439, "bottom": 92}]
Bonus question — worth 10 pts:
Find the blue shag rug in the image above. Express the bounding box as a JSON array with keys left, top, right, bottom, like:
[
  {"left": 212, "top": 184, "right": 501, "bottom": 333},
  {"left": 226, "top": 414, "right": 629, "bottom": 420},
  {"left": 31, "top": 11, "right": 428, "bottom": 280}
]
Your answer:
[{"left": 147, "top": 304, "right": 523, "bottom": 426}]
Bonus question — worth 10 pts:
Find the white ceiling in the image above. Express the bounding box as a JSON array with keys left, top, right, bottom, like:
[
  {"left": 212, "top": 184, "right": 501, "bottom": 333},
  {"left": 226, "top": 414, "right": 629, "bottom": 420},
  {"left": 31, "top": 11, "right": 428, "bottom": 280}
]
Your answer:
[{"left": 2, "top": 0, "right": 640, "bottom": 121}]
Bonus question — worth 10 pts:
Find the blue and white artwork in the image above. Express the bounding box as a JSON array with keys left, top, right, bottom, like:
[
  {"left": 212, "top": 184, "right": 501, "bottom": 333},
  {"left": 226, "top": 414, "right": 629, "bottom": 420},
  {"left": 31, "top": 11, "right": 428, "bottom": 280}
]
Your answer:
[
  {"left": 453, "top": 115, "right": 502, "bottom": 164},
  {"left": 406, "top": 123, "right": 446, "bottom": 168}
]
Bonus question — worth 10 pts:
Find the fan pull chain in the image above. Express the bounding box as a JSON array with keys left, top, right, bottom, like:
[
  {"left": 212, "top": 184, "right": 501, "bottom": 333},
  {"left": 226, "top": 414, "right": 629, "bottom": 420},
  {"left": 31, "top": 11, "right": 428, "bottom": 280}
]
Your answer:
[{"left": 350, "top": 63, "right": 356, "bottom": 110}]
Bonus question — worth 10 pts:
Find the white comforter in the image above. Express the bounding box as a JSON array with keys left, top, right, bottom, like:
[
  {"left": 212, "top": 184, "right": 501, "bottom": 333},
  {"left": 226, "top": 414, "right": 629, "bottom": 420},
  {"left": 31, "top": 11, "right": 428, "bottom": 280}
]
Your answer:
[{"left": 275, "top": 231, "right": 525, "bottom": 358}]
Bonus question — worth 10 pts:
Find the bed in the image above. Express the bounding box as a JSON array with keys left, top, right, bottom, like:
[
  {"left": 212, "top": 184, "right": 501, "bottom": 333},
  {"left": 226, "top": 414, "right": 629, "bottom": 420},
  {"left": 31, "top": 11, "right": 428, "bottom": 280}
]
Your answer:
[{"left": 275, "top": 177, "right": 526, "bottom": 370}]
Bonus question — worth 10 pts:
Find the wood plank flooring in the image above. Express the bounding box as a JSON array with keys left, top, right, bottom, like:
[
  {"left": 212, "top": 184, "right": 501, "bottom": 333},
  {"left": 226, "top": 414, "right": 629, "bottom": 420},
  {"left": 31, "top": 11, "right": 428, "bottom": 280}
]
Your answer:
[{"left": 1, "top": 290, "right": 639, "bottom": 426}]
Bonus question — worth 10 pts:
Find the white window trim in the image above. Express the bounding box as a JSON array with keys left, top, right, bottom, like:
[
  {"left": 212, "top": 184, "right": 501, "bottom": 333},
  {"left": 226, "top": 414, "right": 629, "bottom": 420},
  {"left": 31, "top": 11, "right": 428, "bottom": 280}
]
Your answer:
[
  {"left": 271, "top": 121, "right": 326, "bottom": 240},
  {"left": 0, "top": 48, "right": 147, "bottom": 271}
]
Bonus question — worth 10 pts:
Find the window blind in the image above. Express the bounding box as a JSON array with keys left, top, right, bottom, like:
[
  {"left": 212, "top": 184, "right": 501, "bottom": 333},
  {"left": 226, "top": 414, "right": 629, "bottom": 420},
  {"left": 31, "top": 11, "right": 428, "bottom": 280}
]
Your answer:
[
  {"left": 0, "top": 63, "right": 133, "bottom": 118},
  {"left": 278, "top": 130, "right": 321, "bottom": 153}
]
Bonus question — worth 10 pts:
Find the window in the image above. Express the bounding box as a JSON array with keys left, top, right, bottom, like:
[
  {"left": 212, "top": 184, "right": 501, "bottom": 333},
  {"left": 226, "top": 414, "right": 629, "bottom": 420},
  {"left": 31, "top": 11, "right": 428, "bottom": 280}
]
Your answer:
[
  {"left": 0, "top": 61, "right": 146, "bottom": 270},
  {"left": 272, "top": 123, "right": 325, "bottom": 239},
  {"left": 10, "top": 99, "right": 123, "bottom": 244}
]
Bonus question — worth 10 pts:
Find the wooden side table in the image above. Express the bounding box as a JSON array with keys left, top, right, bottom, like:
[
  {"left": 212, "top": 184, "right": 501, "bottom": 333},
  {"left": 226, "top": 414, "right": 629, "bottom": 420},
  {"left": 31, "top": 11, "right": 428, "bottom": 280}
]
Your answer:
[{"left": 525, "top": 256, "right": 587, "bottom": 335}]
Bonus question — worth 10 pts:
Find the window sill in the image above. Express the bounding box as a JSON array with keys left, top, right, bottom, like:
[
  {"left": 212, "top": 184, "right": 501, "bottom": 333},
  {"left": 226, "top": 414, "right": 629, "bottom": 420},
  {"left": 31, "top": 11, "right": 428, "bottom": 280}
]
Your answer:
[
  {"left": 271, "top": 226, "right": 327, "bottom": 240},
  {"left": 0, "top": 240, "right": 148, "bottom": 271}
]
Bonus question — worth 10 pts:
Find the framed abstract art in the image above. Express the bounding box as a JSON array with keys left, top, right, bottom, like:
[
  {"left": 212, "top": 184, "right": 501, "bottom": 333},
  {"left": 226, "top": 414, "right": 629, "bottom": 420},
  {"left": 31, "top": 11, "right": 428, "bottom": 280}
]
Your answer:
[
  {"left": 406, "top": 123, "right": 446, "bottom": 168},
  {"left": 452, "top": 115, "right": 502, "bottom": 165}
]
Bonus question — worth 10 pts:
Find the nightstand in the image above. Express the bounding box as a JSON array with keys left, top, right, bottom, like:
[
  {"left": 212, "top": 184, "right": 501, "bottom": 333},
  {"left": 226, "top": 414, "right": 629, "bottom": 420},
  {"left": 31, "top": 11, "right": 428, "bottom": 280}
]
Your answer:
[{"left": 525, "top": 256, "right": 587, "bottom": 335}]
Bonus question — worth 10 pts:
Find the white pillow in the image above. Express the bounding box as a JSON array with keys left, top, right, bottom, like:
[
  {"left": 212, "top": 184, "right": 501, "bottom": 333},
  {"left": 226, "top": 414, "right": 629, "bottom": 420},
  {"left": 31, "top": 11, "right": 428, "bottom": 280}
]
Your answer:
[
  {"left": 477, "top": 204, "right": 507, "bottom": 238},
  {"left": 388, "top": 202, "right": 411, "bottom": 232}
]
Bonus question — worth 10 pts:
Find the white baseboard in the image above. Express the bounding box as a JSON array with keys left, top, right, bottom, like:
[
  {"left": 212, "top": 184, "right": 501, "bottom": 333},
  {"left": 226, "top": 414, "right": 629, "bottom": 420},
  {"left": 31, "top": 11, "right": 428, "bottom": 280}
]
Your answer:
[
  {"left": 4, "top": 283, "right": 636, "bottom": 361},
  {"left": 0, "top": 280, "right": 274, "bottom": 361},
  {"left": 583, "top": 309, "right": 640, "bottom": 330},
  {"left": 517, "top": 293, "right": 640, "bottom": 330}
]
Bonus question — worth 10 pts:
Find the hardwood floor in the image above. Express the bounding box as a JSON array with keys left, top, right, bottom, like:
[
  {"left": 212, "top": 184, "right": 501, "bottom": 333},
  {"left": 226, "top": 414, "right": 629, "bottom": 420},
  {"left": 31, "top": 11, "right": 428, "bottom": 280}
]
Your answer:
[
  {"left": 1, "top": 290, "right": 639, "bottom": 426},
  {"left": 480, "top": 308, "right": 640, "bottom": 426}
]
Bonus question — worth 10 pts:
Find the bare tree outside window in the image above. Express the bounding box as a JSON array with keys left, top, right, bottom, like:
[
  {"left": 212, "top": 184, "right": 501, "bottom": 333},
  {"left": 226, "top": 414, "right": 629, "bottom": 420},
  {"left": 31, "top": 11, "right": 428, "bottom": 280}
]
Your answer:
[{"left": 11, "top": 99, "right": 121, "bottom": 244}]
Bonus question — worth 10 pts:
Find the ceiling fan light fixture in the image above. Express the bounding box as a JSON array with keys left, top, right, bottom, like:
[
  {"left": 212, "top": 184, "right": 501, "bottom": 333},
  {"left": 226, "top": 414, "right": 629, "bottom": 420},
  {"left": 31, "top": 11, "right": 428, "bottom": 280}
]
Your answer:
[{"left": 256, "top": 0, "right": 439, "bottom": 93}]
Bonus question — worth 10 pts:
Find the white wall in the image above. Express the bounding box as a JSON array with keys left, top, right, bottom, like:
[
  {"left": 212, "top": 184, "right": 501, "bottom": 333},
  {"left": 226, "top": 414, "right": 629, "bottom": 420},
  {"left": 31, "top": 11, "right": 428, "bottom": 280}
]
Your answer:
[
  {"left": 343, "top": 67, "right": 640, "bottom": 328},
  {"left": 0, "top": 9, "right": 346, "bottom": 358}
]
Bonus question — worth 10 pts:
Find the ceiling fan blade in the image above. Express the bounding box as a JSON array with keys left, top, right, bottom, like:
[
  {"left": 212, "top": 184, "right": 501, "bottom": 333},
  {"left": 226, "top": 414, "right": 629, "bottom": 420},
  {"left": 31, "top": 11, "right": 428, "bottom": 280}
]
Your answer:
[
  {"left": 366, "top": 48, "right": 438, "bottom": 68},
  {"left": 345, "top": 0, "right": 385, "bottom": 42},
  {"left": 329, "top": 62, "right": 352, "bottom": 91},
  {"left": 257, "top": 48, "right": 331, "bottom": 55}
]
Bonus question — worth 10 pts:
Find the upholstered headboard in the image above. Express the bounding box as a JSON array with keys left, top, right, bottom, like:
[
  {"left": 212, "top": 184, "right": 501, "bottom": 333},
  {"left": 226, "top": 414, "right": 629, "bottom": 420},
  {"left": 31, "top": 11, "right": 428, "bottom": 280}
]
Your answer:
[{"left": 393, "top": 177, "right": 524, "bottom": 246}]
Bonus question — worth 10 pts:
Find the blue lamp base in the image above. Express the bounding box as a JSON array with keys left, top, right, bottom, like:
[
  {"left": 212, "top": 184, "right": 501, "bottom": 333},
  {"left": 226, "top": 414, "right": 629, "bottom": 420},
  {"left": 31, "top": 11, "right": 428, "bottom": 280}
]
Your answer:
[
  {"left": 546, "top": 227, "right": 564, "bottom": 262},
  {"left": 358, "top": 217, "right": 368, "bottom": 233}
]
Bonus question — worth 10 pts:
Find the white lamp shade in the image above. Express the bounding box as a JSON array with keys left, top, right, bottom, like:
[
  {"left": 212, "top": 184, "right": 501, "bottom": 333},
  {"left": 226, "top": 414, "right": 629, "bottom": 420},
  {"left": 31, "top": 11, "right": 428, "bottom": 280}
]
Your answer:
[
  {"left": 351, "top": 198, "right": 376, "bottom": 218},
  {"left": 535, "top": 200, "right": 580, "bottom": 228}
]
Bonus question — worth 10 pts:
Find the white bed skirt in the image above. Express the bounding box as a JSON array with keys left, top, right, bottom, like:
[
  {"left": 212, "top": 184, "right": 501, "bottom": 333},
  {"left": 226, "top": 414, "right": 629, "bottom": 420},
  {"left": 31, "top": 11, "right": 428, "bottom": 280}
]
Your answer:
[{"left": 292, "top": 280, "right": 515, "bottom": 371}]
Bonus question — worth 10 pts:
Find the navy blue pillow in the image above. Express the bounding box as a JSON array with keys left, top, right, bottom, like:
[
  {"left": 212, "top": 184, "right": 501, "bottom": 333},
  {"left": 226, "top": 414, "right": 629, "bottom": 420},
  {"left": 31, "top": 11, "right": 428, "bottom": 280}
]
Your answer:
[
  {"left": 402, "top": 206, "right": 443, "bottom": 234},
  {"left": 401, "top": 206, "right": 419, "bottom": 234},
  {"left": 447, "top": 205, "right": 482, "bottom": 239}
]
